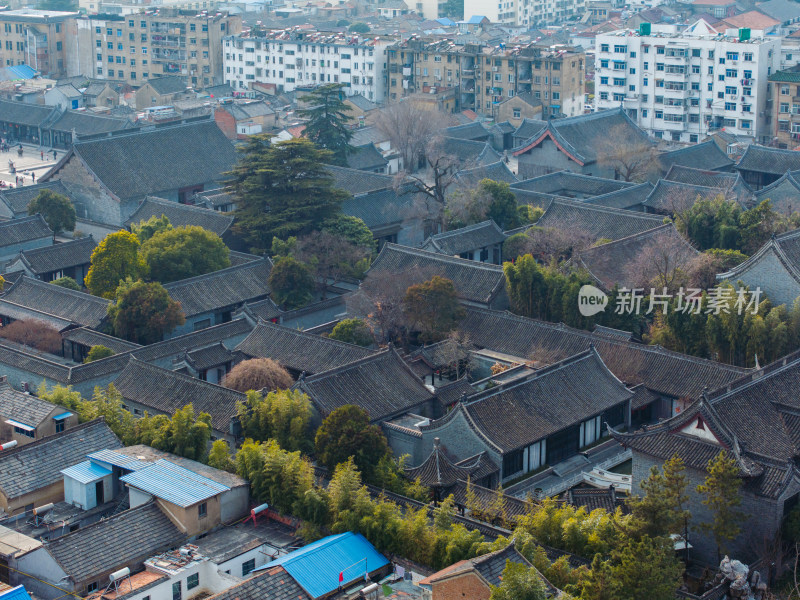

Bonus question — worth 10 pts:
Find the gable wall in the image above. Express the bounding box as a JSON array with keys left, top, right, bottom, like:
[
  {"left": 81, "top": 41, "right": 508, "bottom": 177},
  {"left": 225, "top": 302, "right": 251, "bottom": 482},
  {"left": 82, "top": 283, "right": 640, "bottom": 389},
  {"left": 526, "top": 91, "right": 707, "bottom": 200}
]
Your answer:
[
  {"left": 47, "top": 155, "right": 122, "bottom": 225},
  {"left": 417, "top": 409, "right": 501, "bottom": 471},
  {"left": 718, "top": 249, "right": 800, "bottom": 307},
  {"left": 431, "top": 571, "right": 491, "bottom": 600},
  {"left": 517, "top": 137, "right": 616, "bottom": 180}
]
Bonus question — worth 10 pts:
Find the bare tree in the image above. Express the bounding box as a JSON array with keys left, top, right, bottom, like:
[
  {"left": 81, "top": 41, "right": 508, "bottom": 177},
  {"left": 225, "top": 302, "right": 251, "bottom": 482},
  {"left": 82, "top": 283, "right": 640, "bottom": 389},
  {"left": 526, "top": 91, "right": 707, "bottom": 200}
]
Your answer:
[
  {"left": 526, "top": 224, "right": 594, "bottom": 263},
  {"left": 437, "top": 330, "right": 474, "bottom": 379},
  {"left": 376, "top": 100, "right": 449, "bottom": 172},
  {"left": 0, "top": 319, "right": 62, "bottom": 354},
  {"left": 401, "top": 135, "right": 470, "bottom": 208},
  {"left": 295, "top": 231, "right": 371, "bottom": 298},
  {"left": 597, "top": 124, "right": 659, "bottom": 182},
  {"left": 624, "top": 229, "right": 699, "bottom": 291},
  {"left": 223, "top": 358, "right": 293, "bottom": 393}
]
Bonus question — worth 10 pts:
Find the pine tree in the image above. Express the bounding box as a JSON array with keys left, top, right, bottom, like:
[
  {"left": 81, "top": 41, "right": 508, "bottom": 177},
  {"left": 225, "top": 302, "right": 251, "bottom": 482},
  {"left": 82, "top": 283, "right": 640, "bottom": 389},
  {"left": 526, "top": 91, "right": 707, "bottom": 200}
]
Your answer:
[
  {"left": 298, "top": 83, "right": 353, "bottom": 165},
  {"left": 697, "top": 450, "right": 745, "bottom": 561}
]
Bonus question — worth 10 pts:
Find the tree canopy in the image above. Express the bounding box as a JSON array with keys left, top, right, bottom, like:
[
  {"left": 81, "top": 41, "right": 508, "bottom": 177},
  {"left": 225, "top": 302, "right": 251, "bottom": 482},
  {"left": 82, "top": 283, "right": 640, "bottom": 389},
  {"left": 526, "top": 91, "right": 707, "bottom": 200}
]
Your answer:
[
  {"left": 223, "top": 357, "right": 293, "bottom": 393},
  {"left": 236, "top": 389, "right": 313, "bottom": 452},
  {"left": 140, "top": 225, "right": 230, "bottom": 284},
  {"left": 229, "top": 137, "right": 350, "bottom": 254},
  {"left": 85, "top": 231, "right": 142, "bottom": 299},
  {"left": 403, "top": 276, "right": 465, "bottom": 343},
  {"left": 28, "top": 189, "right": 76, "bottom": 237},
  {"left": 315, "top": 405, "right": 391, "bottom": 482},
  {"left": 50, "top": 276, "right": 81, "bottom": 291},
  {"left": 697, "top": 450, "right": 745, "bottom": 560},
  {"left": 489, "top": 561, "right": 547, "bottom": 600},
  {"left": 298, "top": 83, "right": 354, "bottom": 165},
  {"left": 446, "top": 179, "right": 521, "bottom": 230},
  {"left": 131, "top": 214, "right": 173, "bottom": 242},
  {"left": 84, "top": 345, "right": 114, "bottom": 363},
  {"left": 328, "top": 318, "right": 374, "bottom": 346},
  {"left": 269, "top": 256, "right": 315, "bottom": 309},
  {"left": 107, "top": 278, "right": 184, "bottom": 344}
]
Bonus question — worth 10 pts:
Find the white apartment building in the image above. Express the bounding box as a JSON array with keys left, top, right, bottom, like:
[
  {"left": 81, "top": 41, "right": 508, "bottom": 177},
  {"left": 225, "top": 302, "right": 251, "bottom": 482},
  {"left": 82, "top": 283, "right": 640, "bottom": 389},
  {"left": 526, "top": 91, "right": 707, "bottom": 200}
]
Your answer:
[
  {"left": 223, "top": 31, "right": 389, "bottom": 101},
  {"left": 464, "top": 0, "right": 585, "bottom": 27},
  {"left": 594, "top": 20, "right": 781, "bottom": 143}
]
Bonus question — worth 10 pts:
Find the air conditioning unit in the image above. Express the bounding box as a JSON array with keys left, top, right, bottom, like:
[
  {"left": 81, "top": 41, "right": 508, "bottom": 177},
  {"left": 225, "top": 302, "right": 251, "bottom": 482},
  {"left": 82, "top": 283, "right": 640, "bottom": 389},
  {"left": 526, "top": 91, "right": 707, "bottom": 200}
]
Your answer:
[{"left": 492, "top": 66, "right": 499, "bottom": 72}]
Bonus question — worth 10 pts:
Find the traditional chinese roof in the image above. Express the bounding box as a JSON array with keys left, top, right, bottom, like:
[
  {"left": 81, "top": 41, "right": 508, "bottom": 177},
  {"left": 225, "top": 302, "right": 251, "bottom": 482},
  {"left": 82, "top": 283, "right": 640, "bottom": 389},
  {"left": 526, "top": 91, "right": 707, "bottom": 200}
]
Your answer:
[
  {"left": 145, "top": 75, "right": 188, "bottom": 95},
  {"left": 205, "top": 567, "right": 310, "bottom": 600},
  {"left": 753, "top": 171, "right": 800, "bottom": 214},
  {"left": 717, "top": 228, "right": 800, "bottom": 286},
  {"left": 534, "top": 198, "right": 665, "bottom": 241},
  {"left": 512, "top": 172, "right": 633, "bottom": 198},
  {"left": 5, "top": 236, "right": 96, "bottom": 276},
  {"left": 569, "top": 223, "right": 698, "bottom": 290},
  {"left": 184, "top": 342, "right": 235, "bottom": 371},
  {"left": 0, "top": 215, "right": 52, "bottom": 248},
  {"left": 457, "top": 308, "right": 749, "bottom": 400},
  {"left": 0, "top": 381, "right": 62, "bottom": 428},
  {"left": 404, "top": 438, "right": 482, "bottom": 487},
  {"left": 582, "top": 182, "right": 654, "bottom": 210},
  {"left": 163, "top": 258, "right": 272, "bottom": 318},
  {"left": 235, "top": 320, "right": 374, "bottom": 374},
  {"left": 512, "top": 108, "right": 652, "bottom": 166},
  {"left": 434, "top": 377, "right": 476, "bottom": 408},
  {"left": 294, "top": 346, "right": 434, "bottom": 422},
  {"left": 441, "top": 137, "right": 502, "bottom": 165},
  {"left": 367, "top": 243, "right": 506, "bottom": 306},
  {"left": 659, "top": 140, "right": 734, "bottom": 172},
  {"left": 113, "top": 358, "right": 245, "bottom": 433},
  {"left": 345, "top": 143, "right": 388, "bottom": 172},
  {"left": 664, "top": 164, "right": 749, "bottom": 192},
  {"left": 326, "top": 165, "right": 393, "bottom": 195},
  {"left": 454, "top": 161, "right": 518, "bottom": 186},
  {"left": 1, "top": 275, "right": 110, "bottom": 329},
  {"left": 0, "top": 181, "right": 75, "bottom": 217},
  {"left": 643, "top": 179, "right": 746, "bottom": 213},
  {"left": 736, "top": 144, "right": 800, "bottom": 177},
  {"left": 124, "top": 196, "right": 234, "bottom": 237},
  {"left": 430, "top": 348, "right": 630, "bottom": 453},
  {"left": 62, "top": 326, "right": 141, "bottom": 354},
  {"left": 421, "top": 220, "right": 507, "bottom": 256},
  {"left": 444, "top": 122, "right": 491, "bottom": 141},
  {"left": 342, "top": 188, "right": 431, "bottom": 233}
]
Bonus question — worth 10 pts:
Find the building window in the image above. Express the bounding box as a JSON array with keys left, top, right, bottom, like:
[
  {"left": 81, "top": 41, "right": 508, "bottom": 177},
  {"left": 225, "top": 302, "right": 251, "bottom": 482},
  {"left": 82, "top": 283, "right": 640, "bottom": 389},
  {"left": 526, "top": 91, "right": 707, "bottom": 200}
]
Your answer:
[
  {"left": 55, "top": 420, "right": 65, "bottom": 433},
  {"left": 502, "top": 449, "right": 523, "bottom": 477},
  {"left": 87, "top": 583, "right": 98, "bottom": 593},
  {"left": 782, "top": 85, "right": 790, "bottom": 95},
  {"left": 198, "top": 502, "right": 207, "bottom": 518},
  {"left": 513, "top": 108, "right": 521, "bottom": 118},
  {"left": 242, "top": 559, "right": 256, "bottom": 576},
  {"left": 172, "top": 582, "right": 181, "bottom": 600},
  {"left": 186, "top": 574, "right": 199, "bottom": 590}
]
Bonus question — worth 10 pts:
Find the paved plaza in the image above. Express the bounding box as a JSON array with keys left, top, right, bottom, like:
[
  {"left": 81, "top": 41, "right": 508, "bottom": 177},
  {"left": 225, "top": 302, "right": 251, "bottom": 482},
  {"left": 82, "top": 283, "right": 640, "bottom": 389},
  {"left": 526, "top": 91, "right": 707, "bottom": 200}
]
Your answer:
[{"left": 0, "top": 141, "right": 59, "bottom": 189}]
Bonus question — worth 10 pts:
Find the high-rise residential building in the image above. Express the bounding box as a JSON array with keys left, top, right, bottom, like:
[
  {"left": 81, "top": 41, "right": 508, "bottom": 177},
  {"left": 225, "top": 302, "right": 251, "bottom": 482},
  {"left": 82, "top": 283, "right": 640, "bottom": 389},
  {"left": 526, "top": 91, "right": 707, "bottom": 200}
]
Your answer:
[
  {"left": 223, "top": 31, "right": 391, "bottom": 102},
  {"left": 386, "top": 38, "right": 585, "bottom": 118},
  {"left": 594, "top": 20, "right": 780, "bottom": 143},
  {"left": 0, "top": 9, "right": 77, "bottom": 78},
  {"left": 70, "top": 10, "right": 242, "bottom": 87},
  {"left": 463, "top": 0, "right": 586, "bottom": 28},
  {"left": 769, "top": 65, "right": 800, "bottom": 149}
]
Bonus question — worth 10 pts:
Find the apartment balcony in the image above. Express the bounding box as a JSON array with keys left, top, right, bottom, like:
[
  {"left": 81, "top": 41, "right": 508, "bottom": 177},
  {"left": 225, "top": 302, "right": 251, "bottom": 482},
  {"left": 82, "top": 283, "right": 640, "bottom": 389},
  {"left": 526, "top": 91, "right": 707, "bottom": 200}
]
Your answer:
[
  {"left": 403, "top": 67, "right": 411, "bottom": 76},
  {"left": 462, "top": 69, "right": 474, "bottom": 78}
]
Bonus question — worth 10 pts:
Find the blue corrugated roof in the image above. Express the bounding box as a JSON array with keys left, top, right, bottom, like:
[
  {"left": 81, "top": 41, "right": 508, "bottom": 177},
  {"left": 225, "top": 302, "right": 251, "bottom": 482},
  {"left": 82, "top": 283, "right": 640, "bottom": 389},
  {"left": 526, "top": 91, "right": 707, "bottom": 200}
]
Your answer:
[
  {"left": 61, "top": 460, "right": 112, "bottom": 484},
  {"left": 53, "top": 412, "right": 73, "bottom": 420},
  {"left": 0, "top": 586, "right": 31, "bottom": 600},
  {"left": 255, "top": 532, "right": 389, "bottom": 598},
  {"left": 87, "top": 449, "right": 151, "bottom": 471},
  {"left": 8, "top": 65, "right": 36, "bottom": 79},
  {"left": 120, "top": 459, "right": 230, "bottom": 507}
]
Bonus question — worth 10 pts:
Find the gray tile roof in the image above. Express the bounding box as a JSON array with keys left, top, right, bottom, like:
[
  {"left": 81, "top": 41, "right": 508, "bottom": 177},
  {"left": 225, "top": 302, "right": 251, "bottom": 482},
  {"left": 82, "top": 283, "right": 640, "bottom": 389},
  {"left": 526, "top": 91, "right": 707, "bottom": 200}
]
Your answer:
[
  {"left": 0, "top": 215, "right": 52, "bottom": 247},
  {"left": 570, "top": 223, "right": 698, "bottom": 290},
  {"left": 0, "top": 299, "right": 75, "bottom": 331},
  {"left": 349, "top": 126, "right": 388, "bottom": 148},
  {"left": 6, "top": 236, "right": 96, "bottom": 275},
  {"left": 659, "top": 140, "right": 734, "bottom": 172},
  {"left": 124, "top": 196, "right": 234, "bottom": 236},
  {"left": 441, "top": 137, "right": 501, "bottom": 165},
  {"left": 235, "top": 320, "right": 374, "bottom": 374},
  {"left": 754, "top": 171, "right": 800, "bottom": 214},
  {"left": 113, "top": 358, "right": 245, "bottom": 432},
  {"left": 163, "top": 258, "right": 272, "bottom": 318},
  {"left": 367, "top": 243, "right": 506, "bottom": 305},
  {"left": 46, "top": 502, "right": 183, "bottom": 585},
  {"left": 346, "top": 93, "right": 378, "bottom": 112},
  {"left": 193, "top": 188, "right": 236, "bottom": 209},
  {"left": 342, "top": 188, "right": 430, "bottom": 232},
  {"left": 643, "top": 179, "right": 739, "bottom": 213},
  {"left": 458, "top": 308, "right": 749, "bottom": 400},
  {"left": 665, "top": 164, "right": 744, "bottom": 189},
  {"left": 224, "top": 101, "right": 274, "bottom": 121},
  {"left": 295, "top": 346, "right": 434, "bottom": 421},
  {"left": 185, "top": 342, "right": 234, "bottom": 370},
  {"left": 345, "top": 143, "right": 388, "bottom": 172},
  {"left": 48, "top": 110, "right": 134, "bottom": 136},
  {"left": 404, "top": 440, "right": 482, "bottom": 487},
  {"left": 0, "top": 99, "right": 54, "bottom": 127},
  {"left": 434, "top": 377, "right": 475, "bottom": 407},
  {"left": 0, "top": 381, "right": 60, "bottom": 427},
  {"left": 0, "top": 181, "right": 74, "bottom": 216},
  {"left": 512, "top": 108, "right": 652, "bottom": 166},
  {"left": 61, "top": 326, "right": 141, "bottom": 354},
  {"left": 0, "top": 418, "right": 121, "bottom": 500},
  {"left": 583, "top": 182, "right": 654, "bottom": 210},
  {"left": 736, "top": 144, "right": 800, "bottom": 176},
  {"left": 445, "top": 348, "right": 631, "bottom": 452},
  {"left": 206, "top": 567, "right": 310, "bottom": 600},
  {"left": 535, "top": 198, "right": 665, "bottom": 241},
  {"left": 716, "top": 227, "right": 800, "bottom": 286},
  {"left": 512, "top": 118, "right": 547, "bottom": 144},
  {"left": 443, "top": 122, "right": 491, "bottom": 141},
  {"left": 421, "top": 220, "right": 507, "bottom": 256},
  {"left": 512, "top": 172, "right": 633, "bottom": 197},
  {"left": 454, "top": 161, "right": 518, "bottom": 186},
  {"left": 58, "top": 121, "right": 237, "bottom": 200},
  {"left": 1, "top": 275, "right": 110, "bottom": 329},
  {"left": 327, "top": 165, "right": 393, "bottom": 195},
  {"left": 145, "top": 75, "right": 188, "bottom": 95}
]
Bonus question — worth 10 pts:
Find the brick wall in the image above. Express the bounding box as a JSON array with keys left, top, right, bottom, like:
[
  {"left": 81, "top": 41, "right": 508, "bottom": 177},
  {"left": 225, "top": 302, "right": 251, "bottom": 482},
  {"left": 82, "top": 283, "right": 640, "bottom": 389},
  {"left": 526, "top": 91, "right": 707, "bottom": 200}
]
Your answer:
[
  {"left": 431, "top": 572, "right": 491, "bottom": 600},
  {"left": 47, "top": 156, "right": 123, "bottom": 225}
]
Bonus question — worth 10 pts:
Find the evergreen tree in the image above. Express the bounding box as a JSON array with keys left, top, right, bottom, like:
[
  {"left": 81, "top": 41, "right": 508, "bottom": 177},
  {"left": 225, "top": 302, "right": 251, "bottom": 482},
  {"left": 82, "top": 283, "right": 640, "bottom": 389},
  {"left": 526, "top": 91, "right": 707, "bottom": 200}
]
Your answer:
[
  {"left": 28, "top": 189, "right": 76, "bottom": 238},
  {"left": 207, "top": 440, "right": 235, "bottom": 472},
  {"left": 107, "top": 278, "right": 184, "bottom": 344},
  {"left": 298, "top": 83, "right": 353, "bottom": 165},
  {"left": 403, "top": 276, "right": 465, "bottom": 343},
  {"left": 328, "top": 318, "right": 374, "bottom": 347},
  {"left": 228, "top": 137, "right": 349, "bottom": 254},
  {"left": 489, "top": 561, "right": 547, "bottom": 600},
  {"left": 85, "top": 231, "right": 142, "bottom": 299},
  {"left": 84, "top": 345, "right": 114, "bottom": 363},
  {"left": 609, "top": 535, "right": 684, "bottom": 600},
  {"left": 697, "top": 450, "right": 745, "bottom": 560},
  {"left": 130, "top": 214, "right": 172, "bottom": 242},
  {"left": 269, "top": 256, "right": 315, "bottom": 309}
]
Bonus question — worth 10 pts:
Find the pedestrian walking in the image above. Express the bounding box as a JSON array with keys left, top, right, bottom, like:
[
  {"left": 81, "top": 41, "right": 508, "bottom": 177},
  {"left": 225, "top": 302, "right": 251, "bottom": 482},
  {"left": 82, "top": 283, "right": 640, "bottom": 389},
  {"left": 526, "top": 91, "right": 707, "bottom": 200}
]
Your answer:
[{"left": 40, "top": 150, "right": 44, "bottom": 160}]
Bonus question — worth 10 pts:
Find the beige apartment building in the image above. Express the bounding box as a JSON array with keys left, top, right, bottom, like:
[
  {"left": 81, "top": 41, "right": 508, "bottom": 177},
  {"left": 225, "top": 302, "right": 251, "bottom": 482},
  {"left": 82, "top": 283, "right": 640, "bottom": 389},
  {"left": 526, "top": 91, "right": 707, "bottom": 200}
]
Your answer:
[
  {"left": 0, "top": 9, "right": 77, "bottom": 78},
  {"left": 70, "top": 10, "right": 241, "bottom": 87},
  {"left": 769, "top": 66, "right": 800, "bottom": 149},
  {"left": 386, "top": 38, "right": 585, "bottom": 119}
]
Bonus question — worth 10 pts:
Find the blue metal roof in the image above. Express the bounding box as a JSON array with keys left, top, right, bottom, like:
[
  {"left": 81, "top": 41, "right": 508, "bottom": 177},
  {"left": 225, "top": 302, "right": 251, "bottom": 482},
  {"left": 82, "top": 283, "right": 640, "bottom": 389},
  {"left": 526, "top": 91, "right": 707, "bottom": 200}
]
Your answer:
[
  {"left": 0, "top": 586, "right": 31, "bottom": 600},
  {"left": 5, "top": 419, "right": 34, "bottom": 431},
  {"left": 255, "top": 532, "right": 389, "bottom": 599},
  {"left": 87, "top": 449, "right": 151, "bottom": 472},
  {"left": 61, "top": 460, "right": 112, "bottom": 484},
  {"left": 53, "top": 412, "right": 72, "bottom": 421},
  {"left": 8, "top": 65, "right": 36, "bottom": 79},
  {"left": 120, "top": 459, "right": 230, "bottom": 507}
]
